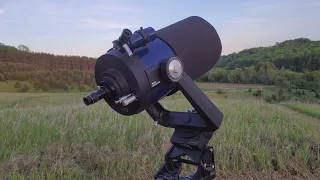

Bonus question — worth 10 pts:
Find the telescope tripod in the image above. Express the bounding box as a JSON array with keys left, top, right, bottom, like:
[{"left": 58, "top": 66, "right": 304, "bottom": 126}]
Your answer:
[
  {"left": 146, "top": 102, "right": 217, "bottom": 180},
  {"left": 155, "top": 129, "right": 216, "bottom": 180}
]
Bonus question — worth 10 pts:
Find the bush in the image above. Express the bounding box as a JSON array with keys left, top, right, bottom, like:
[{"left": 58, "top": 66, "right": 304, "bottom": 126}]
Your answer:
[
  {"left": 19, "top": 84, "right": 29, "bottom": 92},
  {"left": 316, "top": 93, "right": 320, "bottom": 99},
  {"left": 217, "top": 89, "right": 224, "bottom": 94},
  {"left": 253, "top": 89, "right": 263, "bottom": 97},
  {"left": 264, "top": 96, "right": 272, "bottom": 103},
  {"left": 271, "top": 94, "right": 277, "bottom": 102},
  {"left": 14, "top": 81, "right": 21, "bottom": 88},
  {"left": 248, "top": 88, "right": 252, "bottom": 92}
]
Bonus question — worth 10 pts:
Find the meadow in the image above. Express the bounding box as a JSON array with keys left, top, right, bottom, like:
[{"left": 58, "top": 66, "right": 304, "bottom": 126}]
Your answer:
[{"left": 0, "top": 85, "right": 319, "bottom": 180}]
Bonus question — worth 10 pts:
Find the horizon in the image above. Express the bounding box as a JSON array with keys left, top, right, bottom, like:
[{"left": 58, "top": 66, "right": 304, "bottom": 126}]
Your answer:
[
  {"left": 1, "top": 0, "right": 320, "bottom": 58},
  {"left": 0, "top": 37, "right": 317, "bottom": 58}
]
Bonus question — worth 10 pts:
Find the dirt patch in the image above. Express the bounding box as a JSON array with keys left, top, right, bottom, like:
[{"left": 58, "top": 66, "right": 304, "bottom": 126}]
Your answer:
[{"left": 308, "top": 142, "right": 319, "bottom": 173}]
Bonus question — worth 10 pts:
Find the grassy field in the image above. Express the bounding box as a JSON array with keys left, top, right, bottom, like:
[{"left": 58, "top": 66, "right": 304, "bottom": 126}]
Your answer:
[
  {"left": 282, "top": 103, "right": 320, "bottom": 119},
  {"left": 0, "top": 87, "right": 319, "bottom": 179}
]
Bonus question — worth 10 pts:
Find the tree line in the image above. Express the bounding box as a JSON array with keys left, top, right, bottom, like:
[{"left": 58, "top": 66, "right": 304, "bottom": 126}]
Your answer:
[
  {"left": 217, "top": 38, "right": 320, "bottom": 72},
  {"left": 0, "top": 43, "right": 95, "bottom": 71},
  {"left": 198, "top": 38, "right": 320, "bottom": 94},
  {"left": 1, "top": 38, "right": 320, "bottom": 93}
]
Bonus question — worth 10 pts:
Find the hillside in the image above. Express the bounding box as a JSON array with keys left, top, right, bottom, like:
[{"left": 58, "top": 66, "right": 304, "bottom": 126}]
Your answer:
[
  {"left": 0, "top": 43, "right": 95, "bottom": 71},
  {"left": 1, "top": 38, "right": 320, "bottom": 98},
  {"left": 217, "top": 38, "right": 320, "bottom": 72},
  {"left": 0, "top": 43, "right": 96, "bottom": 92},
  {"left": 198, "top": 38, "right": 320, "bottom": 104}
]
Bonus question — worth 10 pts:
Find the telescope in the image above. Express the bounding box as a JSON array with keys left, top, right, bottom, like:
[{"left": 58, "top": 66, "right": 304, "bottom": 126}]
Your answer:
[{"left": 83, "top": 16, "right": 224, "bottom": 180}]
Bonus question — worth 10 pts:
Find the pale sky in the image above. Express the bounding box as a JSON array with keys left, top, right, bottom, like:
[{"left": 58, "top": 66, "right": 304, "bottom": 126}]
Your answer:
[{"left": 0, "top": 0, "right": 319, "bottom": 58}]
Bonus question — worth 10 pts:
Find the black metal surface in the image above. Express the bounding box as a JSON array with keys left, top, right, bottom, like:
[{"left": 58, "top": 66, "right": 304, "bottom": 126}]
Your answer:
[
  {"left": 156, "top": 16, "right": 222, "bottom": 80},
  {"left": 177, "top": 72, "right": 224, "bottom": 131},
  {"left": 83, "top": 86, "right": 111, "bottom": 106},
  {"left": 94, "top": 50, "right": 151, "bottom": 115}
]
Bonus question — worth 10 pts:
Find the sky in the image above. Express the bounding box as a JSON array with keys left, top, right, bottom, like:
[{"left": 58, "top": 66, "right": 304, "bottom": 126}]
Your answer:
[{"left": 0, "top": 0, "right": 320, "bottom": 58}]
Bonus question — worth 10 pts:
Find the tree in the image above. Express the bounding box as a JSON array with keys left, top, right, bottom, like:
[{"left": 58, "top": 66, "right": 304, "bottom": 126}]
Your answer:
[
  {"left": 208, "top": 68, "right": 225, "bottom": 82},
  {"left": 17, "top": 45, "right": 31, "bottom": 52}
]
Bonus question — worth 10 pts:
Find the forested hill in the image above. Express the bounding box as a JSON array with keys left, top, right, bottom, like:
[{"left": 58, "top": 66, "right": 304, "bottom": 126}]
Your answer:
[
  {"left": 198, "top": 38, "right": 320, "bottom": 99},
  {"left": 1, "top": 38, "right": 320, "bottom": 94},
  {"left": 0, "top": 43, "right": 96, "bottom": 71},
  {"left": 217, "top": 38, "right": 320, "bottom": 72},
  {"left": 0, "top": 43, "right": 96, "bottom": 92}
]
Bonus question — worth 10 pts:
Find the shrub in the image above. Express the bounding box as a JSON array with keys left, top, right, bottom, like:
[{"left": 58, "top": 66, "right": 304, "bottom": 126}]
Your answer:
[
  {"left": 253, "top": 89, "right": 263, "bottom": 97},
  {"left": 264, "top": 96, "right": 272, "bottom": 103},
  {"left": 14, "top": 81, "right": 21, "bottom": 88},
  {"left": 248, "top": 88, "right": 252, "bottom": 92},
  {"left": 217, "top": 89, "right": 224, "bottom": 94},
  {"left": 271, "top": 94, "right": 277, "bottom": 102},
  {"left": 19, "top": 84, "right": 29, "bottom": 92}
]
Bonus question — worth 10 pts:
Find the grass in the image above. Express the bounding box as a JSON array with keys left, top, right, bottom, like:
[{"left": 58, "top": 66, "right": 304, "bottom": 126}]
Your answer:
[
  {"left": 0, "top": 80, "right": 94, "bottom": 93},
  {"left": 282, "top": 103, "right": 320, "bottom": 119},
  {"left": 0, "top": 91, "right": 319, "bottom": 179}
]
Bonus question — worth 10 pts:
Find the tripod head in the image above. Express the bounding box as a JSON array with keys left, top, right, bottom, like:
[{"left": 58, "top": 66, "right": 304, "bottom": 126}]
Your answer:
[{"left": 83, "top": 16, "right": 224, "bottom": 179}]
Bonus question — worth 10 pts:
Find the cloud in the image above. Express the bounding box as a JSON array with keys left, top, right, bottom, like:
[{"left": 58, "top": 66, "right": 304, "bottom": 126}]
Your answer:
[
  {"left": 0, "top": 8, "right": 4, "bottom": 15},
  {"left": 80, "top": 19, "right": 140, "bottom": 29}
]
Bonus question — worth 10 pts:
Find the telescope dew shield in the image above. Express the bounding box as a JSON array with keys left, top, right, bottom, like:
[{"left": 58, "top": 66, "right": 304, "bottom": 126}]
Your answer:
[
  {"left": 86, "top": 16, "right": 222, "bottom": 116},
  {"left": 156, "top": 16, "right": 222, "bottom": 80}
]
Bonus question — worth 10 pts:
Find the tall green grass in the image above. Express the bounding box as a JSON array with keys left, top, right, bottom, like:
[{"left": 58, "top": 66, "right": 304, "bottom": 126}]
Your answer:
[{"left": 0, "top": 93, "right": 319, "bottom": 179}]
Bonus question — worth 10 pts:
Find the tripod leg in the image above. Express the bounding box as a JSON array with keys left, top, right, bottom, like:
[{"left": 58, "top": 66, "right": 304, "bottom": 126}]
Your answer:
[
  {"left": 154, "top": 159, "right": 182, "bottom": 180},
  {"left": 154, "top": 145, "right": 182, "bottom": 180},
  {"left": 184, "top": 146, "right": 216, "bottom": 180}
]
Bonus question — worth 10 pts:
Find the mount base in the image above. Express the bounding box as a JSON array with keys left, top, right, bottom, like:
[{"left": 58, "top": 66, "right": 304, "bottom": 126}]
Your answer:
[{"left": 154, "top": 129, "right": 216, "bottom": 180}]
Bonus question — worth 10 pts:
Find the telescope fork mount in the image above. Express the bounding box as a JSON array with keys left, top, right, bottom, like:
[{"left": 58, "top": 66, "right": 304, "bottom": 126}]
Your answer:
[{"left": 146, "top": 72, "right": 222, "bottom": 180}]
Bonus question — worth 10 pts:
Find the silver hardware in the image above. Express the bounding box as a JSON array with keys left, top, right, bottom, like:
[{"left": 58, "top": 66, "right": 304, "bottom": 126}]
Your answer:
[
  {"left": 153, "top": 121, "right": 158, "bottom": 127},
  {"left": 115, "top": 94, "right": 132, "bottom": 104},
  {"left": 168, "top": 58, "right": 183, "bottom": 79},
  {"left": 122, "top": 95, "right": 137, "bottom": 106},
  {"left": 122, "top": 43, "right": 133, "bottom": 56}
]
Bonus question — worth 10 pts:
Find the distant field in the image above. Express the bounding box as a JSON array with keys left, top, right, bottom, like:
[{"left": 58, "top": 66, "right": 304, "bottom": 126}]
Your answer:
[
  {"left": 282, "top": 103, "right": 320, "bottom": 119},
  {"left": 0, "top": 80, "right": 93, "bottom": 93},
  {"left": 0, "top": 90, "right": 319, "bottom": 179},
  {"left": 198, "top": 82, "right": 266, "bottom": 89},
  {"left": 197, "top": 82, "right": 267, "bottom": 92}
]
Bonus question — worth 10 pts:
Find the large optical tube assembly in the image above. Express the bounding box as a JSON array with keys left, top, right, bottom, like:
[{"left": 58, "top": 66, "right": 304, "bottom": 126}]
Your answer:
[{"left": 83, "top": 16, "right": 224, "bottom": 180}]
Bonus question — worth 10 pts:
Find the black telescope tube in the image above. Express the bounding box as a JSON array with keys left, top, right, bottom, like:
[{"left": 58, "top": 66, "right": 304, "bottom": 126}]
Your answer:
[
  {"left": 156, "top": 16, "right": 222, "bottom": 81},
  {"left": 83, "top": 86, "right": 111, "bottom": 106}
]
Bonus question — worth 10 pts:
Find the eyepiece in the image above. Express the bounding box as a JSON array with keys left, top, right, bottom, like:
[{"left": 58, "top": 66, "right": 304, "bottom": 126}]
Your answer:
[{"left": 83, "top": 87, "right": 110, "bottom": 106}]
